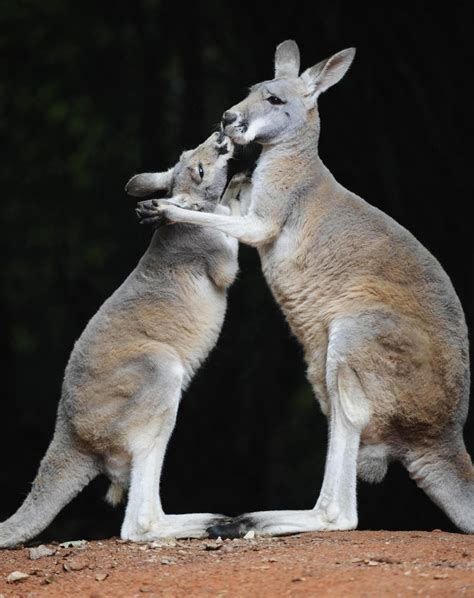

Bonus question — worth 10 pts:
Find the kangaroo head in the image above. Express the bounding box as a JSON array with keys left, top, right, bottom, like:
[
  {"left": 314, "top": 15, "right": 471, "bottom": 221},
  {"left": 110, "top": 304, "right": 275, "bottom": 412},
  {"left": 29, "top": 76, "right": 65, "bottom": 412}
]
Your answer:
[
  {"left": 126, "top": 131, "right": 233, "bottom": 204},
  {"left": 222, "top": 40, "right": 355, "bottom": 146}
]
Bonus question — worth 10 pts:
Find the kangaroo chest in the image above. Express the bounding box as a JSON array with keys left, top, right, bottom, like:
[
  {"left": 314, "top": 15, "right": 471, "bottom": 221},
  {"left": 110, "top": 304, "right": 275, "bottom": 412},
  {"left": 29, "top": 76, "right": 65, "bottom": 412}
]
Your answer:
[{"left": 258, "top": 221, "right": 330, "bottom": 353}]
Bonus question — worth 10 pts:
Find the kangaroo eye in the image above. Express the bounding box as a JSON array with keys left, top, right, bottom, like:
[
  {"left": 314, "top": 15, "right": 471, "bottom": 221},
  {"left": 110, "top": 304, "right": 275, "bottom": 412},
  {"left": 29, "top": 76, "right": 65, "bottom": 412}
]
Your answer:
[
  {"left": 266, "top": 95, "right": 285, "bottom": 105},
  {"left": 198, "top": 163, "right": 204, "bottom": 179}
]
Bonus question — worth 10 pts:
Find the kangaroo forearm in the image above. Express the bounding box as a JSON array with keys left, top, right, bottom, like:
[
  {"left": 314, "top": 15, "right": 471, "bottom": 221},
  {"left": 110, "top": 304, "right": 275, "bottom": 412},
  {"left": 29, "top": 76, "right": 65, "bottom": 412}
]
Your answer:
[{"left": 163, "top": 205, "right": 278, "bottom": 247}]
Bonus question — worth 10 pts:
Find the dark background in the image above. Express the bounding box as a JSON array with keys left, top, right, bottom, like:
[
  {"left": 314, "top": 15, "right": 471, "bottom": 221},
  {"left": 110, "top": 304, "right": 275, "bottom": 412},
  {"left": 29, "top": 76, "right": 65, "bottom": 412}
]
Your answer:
[{"left": 1, "top": 1, "right": 473, "bottom": 541}]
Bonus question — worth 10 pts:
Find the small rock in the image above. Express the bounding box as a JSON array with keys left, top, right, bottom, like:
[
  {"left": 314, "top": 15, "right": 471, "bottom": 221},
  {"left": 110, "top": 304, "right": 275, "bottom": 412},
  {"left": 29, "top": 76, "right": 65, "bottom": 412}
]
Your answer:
[
  {"left": 367, "top": 560, "right": 379, "bottom": 566},
  {"left": 243, "top": 530, "right": 255, "bottom": 540},
  {"left": 138, "top": 545, "right": 148, "bottom": 551},
  {"left": 95, "top": 572, "right": 108, "bottom": 582},
  {"left": 204, "top": 542, "right": 222, "bottom": 551},
  {"left": 350, "top": 557, "right": 363, "bottom": 563},
  {"left": 149, "top": 540, "right": 176, "bottom": 549},
  {"left": 6, "top": 571, "right": 30, "bottom": 583},
  {"left": 59, "top": 539, "right": 87, "bottom": 548},
  {"left": 434, "top": 573, "right": 448, "bottom": 579},
  {"left": 292, "top": 576, "right": 305, "bottom": 582},
  {"left": 149, "top": 541, "right": 164, "bottom": 549},
  {"left": 140, "top": 588, "right": 155, "bottom": 593},
  {"left": 160, "top": 558, "right": 176, "bottom": 565},
  {"left": 69, "top": 559, "right": 89, "bottom": 571},
  {"left": 40, "top": 577, "right": 54, "bottom": 585},
  {"left": 28, "top": 544, "right": 55, "bottom": 560}
]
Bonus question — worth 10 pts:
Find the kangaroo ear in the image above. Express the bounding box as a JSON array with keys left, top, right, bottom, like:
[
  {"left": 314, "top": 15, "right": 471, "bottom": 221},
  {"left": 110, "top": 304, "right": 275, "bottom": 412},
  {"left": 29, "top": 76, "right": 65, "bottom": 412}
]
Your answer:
[
  {"left": 274, "top": 40, "right": 300, "bottom": 78},
  {"left": 301, "top": 48, "right": 355, "bottom": 102},
  {"left": 125, "top": 167, "right": 174, "bottom": 197}
]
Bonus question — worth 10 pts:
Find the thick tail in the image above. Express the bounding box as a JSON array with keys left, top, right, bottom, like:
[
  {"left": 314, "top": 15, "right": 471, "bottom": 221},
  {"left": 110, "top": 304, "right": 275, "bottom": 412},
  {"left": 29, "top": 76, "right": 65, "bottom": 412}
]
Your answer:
[
  {"left": 405, "top": 443, "right": 474, "bottom": 533},
  {"left": 0, "top": 428, "right": 98, "bottom": 548}
]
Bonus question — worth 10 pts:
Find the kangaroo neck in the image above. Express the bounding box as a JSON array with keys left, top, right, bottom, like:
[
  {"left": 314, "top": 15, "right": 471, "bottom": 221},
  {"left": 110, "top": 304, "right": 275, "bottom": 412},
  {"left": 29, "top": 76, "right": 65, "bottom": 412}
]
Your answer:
[{"left": 253, "top": 127, "right": 331, "bottom": 197}]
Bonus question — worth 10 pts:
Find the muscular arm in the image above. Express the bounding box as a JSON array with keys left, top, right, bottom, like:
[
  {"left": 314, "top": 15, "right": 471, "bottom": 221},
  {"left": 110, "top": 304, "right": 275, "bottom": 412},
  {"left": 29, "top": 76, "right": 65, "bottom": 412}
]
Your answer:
[
  {"left": 168, "top": 207, "right": 279, "bottom": 247},
  {"left": 139, "top": 200, "right": 280, "bottom": 247}
]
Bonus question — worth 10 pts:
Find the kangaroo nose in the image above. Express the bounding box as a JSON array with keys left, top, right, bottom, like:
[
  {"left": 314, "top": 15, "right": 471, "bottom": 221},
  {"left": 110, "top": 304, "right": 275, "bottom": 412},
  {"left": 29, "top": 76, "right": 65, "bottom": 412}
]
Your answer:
[{"left": 222, "top": 111, "right": 238, "bottom": 127}]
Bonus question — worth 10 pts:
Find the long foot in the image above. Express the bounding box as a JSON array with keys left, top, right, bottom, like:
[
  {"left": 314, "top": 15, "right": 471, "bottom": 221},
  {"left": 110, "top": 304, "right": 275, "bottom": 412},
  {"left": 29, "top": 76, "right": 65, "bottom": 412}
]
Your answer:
[
  {"left": 122, "top": 513, "right": 228, "bottom": 542},
  {"left": 207, "top": 509, "right": 357, "bottom": 539}
]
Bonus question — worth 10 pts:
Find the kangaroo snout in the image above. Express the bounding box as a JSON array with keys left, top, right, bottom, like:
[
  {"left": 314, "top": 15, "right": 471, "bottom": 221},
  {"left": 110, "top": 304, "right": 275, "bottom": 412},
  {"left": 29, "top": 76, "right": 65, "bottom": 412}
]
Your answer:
[
  {"left": 221, "top": 110, "right": 248, "bottom": 144},
  {"left": 222, "top": 111, "right": 238, "bottom": 127}
]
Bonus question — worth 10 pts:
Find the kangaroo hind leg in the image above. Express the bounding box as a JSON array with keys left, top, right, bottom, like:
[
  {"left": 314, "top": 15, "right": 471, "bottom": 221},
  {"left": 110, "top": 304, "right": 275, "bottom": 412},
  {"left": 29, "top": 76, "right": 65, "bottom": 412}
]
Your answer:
[
  {"left": 210, "top": 361, "right": 371, "bottom": 538},
  {"left": 120, "top": 350, "right": 224, "bottom": 541},
  {"left": 120, "top": 352, "right": 183, "bottom": 541}
]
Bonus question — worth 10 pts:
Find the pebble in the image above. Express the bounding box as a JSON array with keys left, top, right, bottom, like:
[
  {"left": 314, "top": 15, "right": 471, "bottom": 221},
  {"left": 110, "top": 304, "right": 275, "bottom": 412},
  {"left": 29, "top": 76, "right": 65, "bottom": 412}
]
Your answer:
[
  {"left": 60, "top": 539, "right": 87, "bottom": 548},
  {"left": 28, "top": 544, "right": 55, "bottom": 560},
  {"left": 160, "top": 558, "right": 176, "bottom": 565},
  {"left": 6, "top": 571, "right": 30, "bottom": 583},
  {"left": 243, "top": 530, "right": 255, "bottom": 540},
  {"left": 69, "top": 559, "right": 89, "bottom": 571},
  {"left": 149, "top": 540, "right": 176, "bottom": 549},
  {"left": 204, "top": 542, "right": 222, "bottom": 551},
  {"left": 95, "top": 572, "right": 108, "bottom": 582}
]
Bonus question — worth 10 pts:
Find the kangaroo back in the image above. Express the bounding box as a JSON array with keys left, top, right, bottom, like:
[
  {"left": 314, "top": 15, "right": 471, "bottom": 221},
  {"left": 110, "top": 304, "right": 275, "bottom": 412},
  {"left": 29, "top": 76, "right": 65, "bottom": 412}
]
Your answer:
[{"left": 0, "top": 422, "right": 98, "bottom": 548}]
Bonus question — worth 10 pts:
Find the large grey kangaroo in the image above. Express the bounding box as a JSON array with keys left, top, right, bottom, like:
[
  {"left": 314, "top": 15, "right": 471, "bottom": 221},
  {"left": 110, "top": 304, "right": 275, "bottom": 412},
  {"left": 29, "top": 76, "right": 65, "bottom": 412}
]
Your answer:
[
  {"left": 0, "top": 132, "right": 240, "bottom": 547},
  {"left": 139, "top": 41, "right": 473, "bottom": 536}
]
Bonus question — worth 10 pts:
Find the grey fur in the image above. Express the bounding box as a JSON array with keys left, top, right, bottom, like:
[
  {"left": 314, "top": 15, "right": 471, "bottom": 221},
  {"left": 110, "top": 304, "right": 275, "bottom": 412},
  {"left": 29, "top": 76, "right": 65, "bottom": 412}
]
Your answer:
[
  {"left": 0, "top": 132, "right": 241, "bottom": 548},
  {"left": 147, "top": 43, "right": 472, "bottom": 535}
]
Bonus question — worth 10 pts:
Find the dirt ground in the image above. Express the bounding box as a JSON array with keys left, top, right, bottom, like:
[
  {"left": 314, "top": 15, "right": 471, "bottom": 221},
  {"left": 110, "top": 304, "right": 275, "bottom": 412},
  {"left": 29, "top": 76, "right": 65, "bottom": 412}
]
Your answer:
[{"left": 1, "top": 530, "right": 473, "bottom": 597}]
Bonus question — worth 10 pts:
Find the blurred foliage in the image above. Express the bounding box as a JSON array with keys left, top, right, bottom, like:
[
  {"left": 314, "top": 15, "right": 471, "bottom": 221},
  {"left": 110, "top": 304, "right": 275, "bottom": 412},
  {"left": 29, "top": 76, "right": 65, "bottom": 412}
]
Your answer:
[{"left": 0, "top": 0, "right": 472, "bottom": 539}]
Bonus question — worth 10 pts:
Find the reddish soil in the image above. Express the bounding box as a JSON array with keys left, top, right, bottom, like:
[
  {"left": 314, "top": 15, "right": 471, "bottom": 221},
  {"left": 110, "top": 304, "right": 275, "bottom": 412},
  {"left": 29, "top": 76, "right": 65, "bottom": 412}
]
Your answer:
[{"left": 1, "top": 531, "right": 473, "bottom": 597}]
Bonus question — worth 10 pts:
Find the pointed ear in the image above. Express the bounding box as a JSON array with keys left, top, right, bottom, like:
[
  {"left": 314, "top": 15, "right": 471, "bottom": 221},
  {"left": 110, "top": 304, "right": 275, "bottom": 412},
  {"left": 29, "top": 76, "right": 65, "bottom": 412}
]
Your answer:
[
  {"left": 274, "top": 40, "right": 300, "bottom": 78},
  {"left": 301, "top": 48, "right": 355, "bottom": 101},
  {"left": 125, "top": 167, "right": 174, "bottom": 197}
]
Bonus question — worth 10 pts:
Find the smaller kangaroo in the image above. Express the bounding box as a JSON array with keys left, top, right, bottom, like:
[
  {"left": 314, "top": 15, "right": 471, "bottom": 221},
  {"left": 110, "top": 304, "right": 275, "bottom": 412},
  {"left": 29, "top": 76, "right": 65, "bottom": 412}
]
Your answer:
[
  {"left": 139, "top": 42, "right": 473, "bottom": 536},
  {"left": 0, "top": 132, "right": 239, "bottom": 548}
]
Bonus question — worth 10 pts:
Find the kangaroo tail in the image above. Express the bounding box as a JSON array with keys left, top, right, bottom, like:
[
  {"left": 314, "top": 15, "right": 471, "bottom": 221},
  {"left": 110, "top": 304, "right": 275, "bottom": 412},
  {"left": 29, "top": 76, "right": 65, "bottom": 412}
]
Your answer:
[
  {"left": 0, "top": 427, "right": 98, "bottom": 548},
  {"left": 405, "top": 442, "right": 474, "bottom": 533}
]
